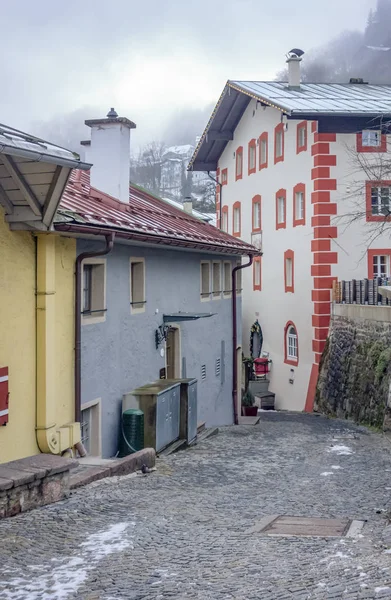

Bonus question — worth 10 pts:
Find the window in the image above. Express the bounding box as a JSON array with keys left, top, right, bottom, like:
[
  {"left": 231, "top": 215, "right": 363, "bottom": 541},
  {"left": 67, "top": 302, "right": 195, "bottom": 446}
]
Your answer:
[
  {"left": 252, "top": 195, "right": 262, "bottom": 232},
  {"left": 357, "top": 130, "right": 386, "bottom": 152},
  {"left": 212, "top": 262, "right": 222, "bottom": 298},
  {"left": 222, "top": 206, "right": 229, "bottom": 232},
  {"left": 367, "top": 249, "right": 391, "bottom": 279},
  {"left": 276, "top": 189, "right": 286, "bottom": 230},
  {"left": 201, "top": 262, "right": 211, "bottom": 300},
  {"left": 296, "top": 121, "right": 307, "bottom": 154},
  {"left": 222, "top": 168, "right": 228, "bottom": 185},
  {"left": 284, "top": 250, "right": 294, "bottom": 293},
  {"left": 81, "top": 259, "right": 106, "bottom": 324},
  {"left": 367, "top": 183, "right": 391, "bottom": 219},
  {"left": 253, "top": 257, "right": 262, "bottom": 291},
  {"left": 284, "top": 322, "right": 299, "bottom": 366},
  {"left": 223, "top": 262, "right": 232, "bottom": 297},
  {"left": 235, "top": 261, "right": 242, "bottom": 295},
  {"left": 259, "top": 133, "right": 268, "bottom": 170},
  {"left": 293, "top": 183, "right": 306, "bottom": 227},
  {"left": 233, "top": 201, "right": 241, "bottom": 237},
  {"left": 201, "top": 364, "right": 207, "bottom": 380},
  {"left": 248, "top": 139, "right": 256, "bottom": 175},
  {"left": 81, "top": 399, "right": 101, "bottom": 456},
  {"left": 274, "top": 123, "right": 284, "bottom": 164},
  {"left": 235, "top": 146, "right": 243, "bottom": 181},
  {"left": 130, "top": 258, "right": 146, "bottom": 313}
]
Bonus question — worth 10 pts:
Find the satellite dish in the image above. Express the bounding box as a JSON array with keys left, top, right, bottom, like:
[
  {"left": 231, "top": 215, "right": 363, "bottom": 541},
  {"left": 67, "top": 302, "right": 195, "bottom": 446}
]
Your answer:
[{"left": 287, "top": 48, "right": 305, "bottom": 58}]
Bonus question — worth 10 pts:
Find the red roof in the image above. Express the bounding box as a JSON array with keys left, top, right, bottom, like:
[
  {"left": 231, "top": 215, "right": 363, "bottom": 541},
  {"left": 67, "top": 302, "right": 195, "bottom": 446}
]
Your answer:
[{"left": 55, "top": 170, "right": 258, "bottom": 256}]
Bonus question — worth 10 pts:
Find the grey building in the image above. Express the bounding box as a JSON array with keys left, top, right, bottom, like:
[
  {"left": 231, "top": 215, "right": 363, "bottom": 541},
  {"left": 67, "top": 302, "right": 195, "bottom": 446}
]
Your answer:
[{"left": 56, "top": 110, "right": 258, "bottom": 458}]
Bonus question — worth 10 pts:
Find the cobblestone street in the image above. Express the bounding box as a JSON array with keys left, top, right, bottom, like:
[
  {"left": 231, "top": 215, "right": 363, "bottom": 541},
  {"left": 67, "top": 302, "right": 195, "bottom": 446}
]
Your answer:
[{"left": 2, "top": 413, "right": 391, "bottom": 599}]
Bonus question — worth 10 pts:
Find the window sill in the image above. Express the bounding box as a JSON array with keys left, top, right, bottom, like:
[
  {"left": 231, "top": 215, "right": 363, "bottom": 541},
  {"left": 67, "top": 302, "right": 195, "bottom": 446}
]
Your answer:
[
  {"left": 285, "top": 358, "right": 299, "bottom": 367},
  {"left": 293, "top": 219, "right": 305, "bottom": 227},
  {"left": 259, "top": 163, "right": 268, "bottom": 171},
  {"left": 82, "top": 314, "right": 106, "bottom": 326},
  {"left": 276, "top": 222, "right": 286, "bottom": 230},
  {"left": 212, "top": 292, "right": 222, "bottom": 301},
  {"left": 366, "top": 214, "right": 391, "bottom": 222},
  {"left": 201, "top": 294, "right": 211, "bottom": 302}
]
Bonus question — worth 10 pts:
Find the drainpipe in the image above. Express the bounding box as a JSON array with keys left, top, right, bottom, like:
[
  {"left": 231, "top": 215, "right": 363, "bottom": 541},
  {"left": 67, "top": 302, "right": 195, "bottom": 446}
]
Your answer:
[
  {"left": 74, "top": 233, "right": 115, "bottom": 446},
  {"left": 232, "top": 255, "right": 253, "bottom": 425},
  {"left": 207, "top": 171, "right": 222, "bottom": 230}
]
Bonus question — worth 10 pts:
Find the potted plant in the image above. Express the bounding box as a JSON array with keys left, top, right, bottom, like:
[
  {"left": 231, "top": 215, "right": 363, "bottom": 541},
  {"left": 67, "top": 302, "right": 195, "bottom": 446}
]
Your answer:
[{"left": 241, "top": 389, "right": 258, "bottom": 417}]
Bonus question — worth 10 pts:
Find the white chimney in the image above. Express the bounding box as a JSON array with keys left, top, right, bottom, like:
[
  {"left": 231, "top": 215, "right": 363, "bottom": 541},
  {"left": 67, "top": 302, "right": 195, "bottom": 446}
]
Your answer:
[
  {"left": 84, "top": 108, "right": 136, "bottom": 203},
  {"left": 286, "top": 49, "right": 305, "bottom": 89},
  {"left": 183, "top": 197, "right": 193, "bottom": 214}
]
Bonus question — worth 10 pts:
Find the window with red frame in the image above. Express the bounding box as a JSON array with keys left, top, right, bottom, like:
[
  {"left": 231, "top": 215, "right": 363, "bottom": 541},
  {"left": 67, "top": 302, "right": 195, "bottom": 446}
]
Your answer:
[
  {"left": 357, "top": 130, "right": 387, "bottom": 153},
  {"left": 259, "top": 133, "right": 268, "bottom": 169},
  {"left": 293, "top": 183, "right": 306, "bottom": 227},
  {"left": 366, "top": 182, "right": 391, "bottom": 221},
  {"left": 296, "top": 121, "right": 307, "bottom": 154},
  {"left": 274, "top": 123, "right": 284, "bottom": 164},
  {"left": 235, "top": 147, "right": 243, "bottom": 180},
  {"left": 367, "top": 249, "right": 391, "bottom": 279},
  {"left": 284, "top": 250, "right": 294, "bottom": 293},
  {"left": 248, "top": 139, "right": 256, "bottom": 175},
  {"left": 221, "top": 206, "right": 229, "bottom": 232},
  {"left": 221, "top": 169, "right": 228, "bottom": 185},
  {"left": 276, "top": 189, "right": 286, "bottom": 229},
  {"left": 285, "top": 322, "right": 299, "bottom": 366},
  {"left": 252, "top": 195, "right": 262, "bottom": 232},
  {"left": 233, "top": 202, "right": 241, "bottom": 237},
  {"left": 253, "top": 257, "right": 262, "bottom": 291}
]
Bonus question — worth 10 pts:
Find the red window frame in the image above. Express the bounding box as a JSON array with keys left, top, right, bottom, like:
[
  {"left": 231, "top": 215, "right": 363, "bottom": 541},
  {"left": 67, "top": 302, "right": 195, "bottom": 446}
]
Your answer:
[
  {"left": 274, "top": 123, "right": 285, "bottom": 164},
  {"left": 252, "top": 195, "right": 262, "bottom": 233},
  {"left": 293, "top": 183, "right": 306, "bottom": 227},
  {"left": 284, "top": 321, "right": 299, "bottom": 366},
  {"left": 221, "top": 168, "right": 228, "bottom": 185},
  {"left": 275, "top": 189, "right": 287, "bottom": 230},
  {"left": 248, "top": 139, "right": 256, "bottom": 175},
  {"left": 296, "top": 121, "right": 308, "bottom": 154},
  {"left": 235, "top": 146, "right": 243, "bottom": 181},
  {"left": 367, "top": 249, "right": 391, "bottom": 279},
  {"left": 259, "top": 132, "right": 268, "bottom": 170},
  {"left": 253, "top": 257, "right": 262, "bottom": 291},
  {"left": 221, "top": 205, "right": 229, "bottom": 232},
  {"left": 284, "top": 250, "right": 294, "bottom": 293},
  {"left": 357, "top": 132, "right": 387, "bottom": 153},
  {"left": 365, "top": 181, "right": 391, "bottom": 222},
  {"left": 232, "top": 201, "right": 241, "bottom": 237}
]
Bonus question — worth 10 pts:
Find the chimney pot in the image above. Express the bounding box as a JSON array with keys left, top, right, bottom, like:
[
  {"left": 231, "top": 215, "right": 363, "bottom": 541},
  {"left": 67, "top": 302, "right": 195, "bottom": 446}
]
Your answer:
[
  {"left": 183, "top": 197, "right": 193, "bottom": 214},
  {"left": 286, "top": 49, "right": 304, "bottom": 89}
]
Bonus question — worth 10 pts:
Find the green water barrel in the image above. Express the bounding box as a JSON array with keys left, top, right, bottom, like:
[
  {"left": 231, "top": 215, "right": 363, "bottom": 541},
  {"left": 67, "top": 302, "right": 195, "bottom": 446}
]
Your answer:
[{"left": 118, "top": 409, "right": 144, "bottom": 457}]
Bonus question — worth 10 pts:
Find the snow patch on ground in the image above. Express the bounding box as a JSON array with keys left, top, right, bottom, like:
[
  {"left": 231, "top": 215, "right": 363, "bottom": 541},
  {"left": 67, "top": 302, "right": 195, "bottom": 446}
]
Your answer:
[
  {"left": 376, "top": 587, "right": 390, "bottom": 593},
  {"left": 327, "top": 445, "right": 353, "bottom": 455},
  {"left": 331, "top": 465, "right": 343, "bottom": 470},
  {"left": 321, "top": 472, "right": 334, "bottom": 476},
  {"left": 1, "top": 522, "right": 134, "bottom": 600}
]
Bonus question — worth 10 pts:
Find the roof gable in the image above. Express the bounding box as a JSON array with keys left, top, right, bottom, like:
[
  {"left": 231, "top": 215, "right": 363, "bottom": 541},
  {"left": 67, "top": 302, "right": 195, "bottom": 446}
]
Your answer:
[{"left": 189, "top": 80, "right": 391, "bottom": 171}]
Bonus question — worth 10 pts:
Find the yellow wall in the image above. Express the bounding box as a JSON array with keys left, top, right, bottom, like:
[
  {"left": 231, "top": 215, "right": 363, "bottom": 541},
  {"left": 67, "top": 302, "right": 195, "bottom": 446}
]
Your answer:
[{"left": 0, "top": 208, "right": 77, "bottom": 463}]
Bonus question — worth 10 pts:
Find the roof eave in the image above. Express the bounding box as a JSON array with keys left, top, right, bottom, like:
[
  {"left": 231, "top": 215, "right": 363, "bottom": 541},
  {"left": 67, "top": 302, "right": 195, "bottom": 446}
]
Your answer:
[
  {"left": 54, "top": 221, "right": 261, "bottom": 257},
  {"left": 0, "top": 143, "right": 91, "bottom": 170}
]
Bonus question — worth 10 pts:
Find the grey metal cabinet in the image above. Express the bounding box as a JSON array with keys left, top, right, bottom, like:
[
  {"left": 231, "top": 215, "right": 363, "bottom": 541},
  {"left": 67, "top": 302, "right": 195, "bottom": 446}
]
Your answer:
[
  {"left": 123, "top": 380, "right": 181, "bottom": 453},
  {"left": 187, "top": 380, "right": 198, "bottom": 444}
]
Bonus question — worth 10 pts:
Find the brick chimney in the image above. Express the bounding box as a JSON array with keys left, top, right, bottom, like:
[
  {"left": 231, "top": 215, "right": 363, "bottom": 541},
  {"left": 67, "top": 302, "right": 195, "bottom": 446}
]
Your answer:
[{"left": 84, "top": 108, "right": 136, "bottom": 203}]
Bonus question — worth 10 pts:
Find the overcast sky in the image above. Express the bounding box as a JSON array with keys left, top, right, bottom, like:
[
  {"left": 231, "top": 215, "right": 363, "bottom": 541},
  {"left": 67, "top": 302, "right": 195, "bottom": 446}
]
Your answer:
[{"left": 2, "top": 0, "right": 374, "bottom": 149}]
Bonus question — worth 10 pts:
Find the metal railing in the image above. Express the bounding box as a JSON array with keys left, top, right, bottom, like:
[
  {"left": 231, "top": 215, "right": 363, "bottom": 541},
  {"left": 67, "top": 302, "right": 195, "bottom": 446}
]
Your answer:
[{"left": 333, "top": 278, "right": 391, "bottom": 306}]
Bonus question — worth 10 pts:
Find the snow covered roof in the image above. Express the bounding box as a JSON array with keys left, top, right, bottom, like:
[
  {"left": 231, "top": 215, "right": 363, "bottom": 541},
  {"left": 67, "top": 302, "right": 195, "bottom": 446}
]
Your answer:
[
  {"left": 163, "top": 144, "right": 194, "bottom": 157},
  {"left": 189, "top": 79, "right": 391, "bottom": 171},
  {"left": 161, "top": 197, "right": 213, "bottom": 223}
]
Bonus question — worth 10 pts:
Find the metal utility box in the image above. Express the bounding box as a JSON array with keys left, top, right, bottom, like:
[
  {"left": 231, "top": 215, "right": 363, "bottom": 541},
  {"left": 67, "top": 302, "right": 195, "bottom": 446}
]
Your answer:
[
  {"left": 164, "top": 378, "right": 198, "bottom": 445},
  {"left": 123, "top": 380, "right": 180, "bottom": 452}
]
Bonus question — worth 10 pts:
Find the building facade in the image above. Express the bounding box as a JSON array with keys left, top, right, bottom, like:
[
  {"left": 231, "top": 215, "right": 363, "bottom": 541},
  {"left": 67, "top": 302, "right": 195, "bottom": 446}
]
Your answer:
[
  {"left": 189, "top": 52, "right": 391, "bottom": 412},
  {"left": 55, "top": 111, "right": 258, "bottom": 458},
  {"left": 0, "top": 126, "right": 89, "bottom": 463}
]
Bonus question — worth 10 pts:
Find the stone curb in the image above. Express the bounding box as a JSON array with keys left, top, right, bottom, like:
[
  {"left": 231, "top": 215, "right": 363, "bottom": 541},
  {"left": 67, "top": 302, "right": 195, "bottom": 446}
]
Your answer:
[{"left": 70, "top": 448, "right": 156, "bottom": 490}]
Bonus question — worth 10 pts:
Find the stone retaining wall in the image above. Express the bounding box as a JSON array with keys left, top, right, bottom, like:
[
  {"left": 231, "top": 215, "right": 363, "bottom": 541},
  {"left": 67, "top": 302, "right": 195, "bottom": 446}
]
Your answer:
[{"left": 315, "top": 306, "right": 391, "bottom": 429}]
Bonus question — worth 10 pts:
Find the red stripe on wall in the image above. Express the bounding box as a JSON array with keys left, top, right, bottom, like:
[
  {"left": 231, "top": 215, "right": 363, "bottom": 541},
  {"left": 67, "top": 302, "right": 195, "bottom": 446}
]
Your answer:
[{"left": 304, "top": 363, "right": 319, "bottom": 412}]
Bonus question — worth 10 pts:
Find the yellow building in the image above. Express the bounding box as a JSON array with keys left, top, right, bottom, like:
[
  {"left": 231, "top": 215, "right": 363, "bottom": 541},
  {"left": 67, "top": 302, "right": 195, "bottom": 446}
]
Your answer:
[{"left": 0, "top": 125, "right": 89, "bottom": 463}]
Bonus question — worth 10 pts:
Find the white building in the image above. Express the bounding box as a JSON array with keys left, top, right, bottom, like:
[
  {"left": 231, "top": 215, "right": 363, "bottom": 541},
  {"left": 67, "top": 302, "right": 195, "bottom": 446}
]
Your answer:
[
  {"left": 189, "top": 50, "right": 391, "bottom": 412},
  {"left": 161, "top": 142, "right": 211, "bottom": 199}
]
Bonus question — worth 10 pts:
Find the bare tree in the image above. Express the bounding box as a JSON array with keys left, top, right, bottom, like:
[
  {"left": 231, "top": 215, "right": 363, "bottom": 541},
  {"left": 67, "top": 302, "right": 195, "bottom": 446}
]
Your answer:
[{"left": 129, "top": 141, "right": 166, "bottom": 194}]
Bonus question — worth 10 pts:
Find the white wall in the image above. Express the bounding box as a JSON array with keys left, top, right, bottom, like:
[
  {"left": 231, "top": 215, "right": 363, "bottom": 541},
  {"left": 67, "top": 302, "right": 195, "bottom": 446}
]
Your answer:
[{"left": 218, "top": 99, "right": 314, "bottom": 411}]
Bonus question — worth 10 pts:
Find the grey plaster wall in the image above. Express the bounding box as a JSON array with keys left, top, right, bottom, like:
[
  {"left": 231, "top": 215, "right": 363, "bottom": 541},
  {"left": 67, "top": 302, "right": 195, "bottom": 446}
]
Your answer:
[{"left": 78, "top": 239, "right": 242, "bottom": 457}]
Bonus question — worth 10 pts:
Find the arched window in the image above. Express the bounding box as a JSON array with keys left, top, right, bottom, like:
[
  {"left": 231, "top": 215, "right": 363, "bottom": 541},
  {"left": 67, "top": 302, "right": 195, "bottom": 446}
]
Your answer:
[{"left": 284, "top": 322, "right": 299, "bottom": 365}]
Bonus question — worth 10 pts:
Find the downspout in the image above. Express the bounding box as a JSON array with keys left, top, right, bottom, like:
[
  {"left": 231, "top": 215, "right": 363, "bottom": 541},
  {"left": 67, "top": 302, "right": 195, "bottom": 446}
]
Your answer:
[
  {"left": 207, "top": 171, "right": 223, "bottom": 230},
  {"left": 74, "top": 233, "right": 115, "bottom": 453},
  {"left": 232, "top": 255, "right": 253, "bottom": 425}
]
